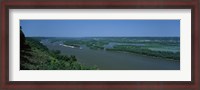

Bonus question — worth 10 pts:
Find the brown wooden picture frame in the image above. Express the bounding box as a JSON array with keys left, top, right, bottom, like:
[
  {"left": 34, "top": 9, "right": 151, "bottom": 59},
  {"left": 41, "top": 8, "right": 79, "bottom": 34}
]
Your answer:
[{"left": 0, "top": 0, "right": 199, "bottom": 90}]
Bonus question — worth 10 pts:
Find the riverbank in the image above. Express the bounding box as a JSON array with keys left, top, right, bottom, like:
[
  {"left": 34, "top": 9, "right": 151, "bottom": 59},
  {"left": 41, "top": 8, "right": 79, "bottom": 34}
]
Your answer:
[{"left": 41, "top": 39, "right": 180, "bottom": 70}]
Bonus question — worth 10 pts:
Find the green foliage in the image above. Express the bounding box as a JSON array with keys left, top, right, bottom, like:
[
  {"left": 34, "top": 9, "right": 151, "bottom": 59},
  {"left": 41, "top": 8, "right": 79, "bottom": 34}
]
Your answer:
[
  {"left": 63, "top": 39, "right": 107, "bottom": 50},
  {"left": 26, "top": 37, "right": 49, "bottom": 52},
  {"left": 20, "top": 37, "right": 98, "bottom": 70},
  {"left": 84, "top": 40, "right": 107, "bottom": 50},
  {"left": 56, "top": 37, "right": 180, "bottom": 61},
  {"left": 107, "top": 45, "right": 180, "bottom": 61}
]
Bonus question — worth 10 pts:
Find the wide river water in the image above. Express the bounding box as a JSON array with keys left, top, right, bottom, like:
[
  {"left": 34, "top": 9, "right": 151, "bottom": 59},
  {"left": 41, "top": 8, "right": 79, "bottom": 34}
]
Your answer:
[{"left": 41, "top": 40, "right": 180, "bottom": 70}]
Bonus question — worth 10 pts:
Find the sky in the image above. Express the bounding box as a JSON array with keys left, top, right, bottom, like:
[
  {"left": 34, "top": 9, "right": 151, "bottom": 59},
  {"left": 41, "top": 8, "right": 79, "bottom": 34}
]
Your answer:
[{"left": 20, "top": 20, "right": 180, "bottom": 37}]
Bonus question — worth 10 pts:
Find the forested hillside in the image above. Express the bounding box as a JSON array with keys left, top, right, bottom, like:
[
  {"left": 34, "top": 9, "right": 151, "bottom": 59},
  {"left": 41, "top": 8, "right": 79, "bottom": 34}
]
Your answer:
[{"left": 20, "top": 27, "right": 97, "bottom": 70}]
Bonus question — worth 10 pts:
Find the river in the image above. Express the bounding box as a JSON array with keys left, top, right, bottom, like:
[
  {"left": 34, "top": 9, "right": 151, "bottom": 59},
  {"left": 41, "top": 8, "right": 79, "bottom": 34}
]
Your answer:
[{"left": 41, "top": 40, "right": 180, "bottom": 70}]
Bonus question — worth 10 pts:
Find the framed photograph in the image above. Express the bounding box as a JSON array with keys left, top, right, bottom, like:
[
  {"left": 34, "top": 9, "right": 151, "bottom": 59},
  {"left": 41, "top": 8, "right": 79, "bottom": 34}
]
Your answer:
[{"left": 1, "top": 0, "right": 199, "bottom": 90}]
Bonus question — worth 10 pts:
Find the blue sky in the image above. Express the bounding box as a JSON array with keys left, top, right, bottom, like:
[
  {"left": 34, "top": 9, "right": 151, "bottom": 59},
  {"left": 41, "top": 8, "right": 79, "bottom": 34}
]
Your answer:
[{"left": 20, "top": 20, "right": 180, "bottom": 37}]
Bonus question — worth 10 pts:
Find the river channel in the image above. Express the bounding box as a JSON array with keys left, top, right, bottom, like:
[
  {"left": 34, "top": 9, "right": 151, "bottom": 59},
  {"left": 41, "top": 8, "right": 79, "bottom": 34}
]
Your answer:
[{"left": 41, "top": 40, "right": 180, "bottom": 70}]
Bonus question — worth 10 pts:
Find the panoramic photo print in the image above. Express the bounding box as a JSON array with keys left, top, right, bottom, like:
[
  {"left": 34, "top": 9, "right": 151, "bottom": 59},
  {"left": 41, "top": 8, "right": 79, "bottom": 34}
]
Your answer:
[{"left": 20, "top": 20, "right": 180, "bottom": 70}]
